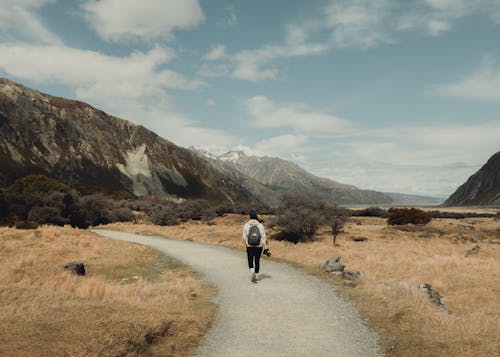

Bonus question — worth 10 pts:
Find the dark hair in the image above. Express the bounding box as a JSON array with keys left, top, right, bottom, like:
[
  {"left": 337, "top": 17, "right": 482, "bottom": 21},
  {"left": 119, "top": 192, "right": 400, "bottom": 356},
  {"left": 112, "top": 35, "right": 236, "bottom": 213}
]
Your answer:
[{"left": 249, "top": 210, "right": 258, "bottom": 220}]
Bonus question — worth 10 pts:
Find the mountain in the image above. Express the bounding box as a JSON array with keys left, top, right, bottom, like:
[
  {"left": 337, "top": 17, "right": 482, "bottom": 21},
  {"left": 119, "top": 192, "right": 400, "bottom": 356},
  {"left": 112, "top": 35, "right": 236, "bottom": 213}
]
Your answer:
[
  {"left": 444, "top": 151, "right": 500, "bottom": 206},
  {"left": 384, "top": 192, "right": 444, "bottom": 206},
  {"left": 191, "top": 149, "right": 394, "bottom": 206},
  {"left": 0, "top": 78, "right": 257, "bottom": 204}
]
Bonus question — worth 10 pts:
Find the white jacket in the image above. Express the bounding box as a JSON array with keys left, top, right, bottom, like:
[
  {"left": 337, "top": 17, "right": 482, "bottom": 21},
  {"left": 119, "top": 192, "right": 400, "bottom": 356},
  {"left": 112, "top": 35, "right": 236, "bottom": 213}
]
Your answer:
[{"left": 242, "top": 219, "right": 267, "bottom": 248}]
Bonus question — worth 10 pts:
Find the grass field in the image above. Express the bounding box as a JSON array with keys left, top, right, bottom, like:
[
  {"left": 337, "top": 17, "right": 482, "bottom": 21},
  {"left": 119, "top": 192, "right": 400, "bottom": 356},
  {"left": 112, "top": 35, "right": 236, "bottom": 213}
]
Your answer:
[
  {"left": 104, "top": 212, "right": 500, "bottom": 357},
  {"left": 0, "top": 226, "right": 217, "bottom": 356}
]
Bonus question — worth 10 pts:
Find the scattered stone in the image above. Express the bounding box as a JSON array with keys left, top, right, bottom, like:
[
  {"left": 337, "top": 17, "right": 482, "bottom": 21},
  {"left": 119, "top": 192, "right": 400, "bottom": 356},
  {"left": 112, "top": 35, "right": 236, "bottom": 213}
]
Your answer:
[
  {"left": 343, "top": 270, "right": 361, "bottom": 280},
  {"left": 418, "top": 283, "right": 447, "bottom": 311},
  {"left": 469, "top": 237, "right": 481, "bottom": 243},
  {"left": 465, "top": 245, "right": 481, "bottom": 257},
  {"left": 64, "top": 262, "right": 85, "bottom": 276},
  {"left": 351, "top": 236, "right": 368, "bottom": 242},
  {"left": 418, "top": 233, "right": 433, "bottom": 239},
  {"left": 120, "top": 275, "right": 140, "bottom": 284},
  {"left": 322, "top": 256, "right": 345, "bottom": 273}
]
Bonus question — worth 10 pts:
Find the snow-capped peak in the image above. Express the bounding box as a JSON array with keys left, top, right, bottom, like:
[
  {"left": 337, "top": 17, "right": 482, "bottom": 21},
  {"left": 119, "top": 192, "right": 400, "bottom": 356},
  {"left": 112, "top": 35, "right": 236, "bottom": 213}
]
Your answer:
[
  {"left": 218, "top": 150, "right": 247, "bottom": 162},
  {"left": 188, "top": 146, "right": 219, "bottom": 160}
]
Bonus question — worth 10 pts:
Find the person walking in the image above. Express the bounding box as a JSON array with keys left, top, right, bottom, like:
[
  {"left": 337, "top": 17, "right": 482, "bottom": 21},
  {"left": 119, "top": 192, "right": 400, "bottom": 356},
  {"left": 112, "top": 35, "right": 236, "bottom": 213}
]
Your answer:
[{"left": 242, "top": 210, "right": 267, "bottom": 283}]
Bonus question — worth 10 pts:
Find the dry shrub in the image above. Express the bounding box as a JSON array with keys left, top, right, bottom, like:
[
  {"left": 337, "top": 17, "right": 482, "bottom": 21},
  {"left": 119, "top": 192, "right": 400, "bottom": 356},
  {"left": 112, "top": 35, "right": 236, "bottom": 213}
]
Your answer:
[
  {"left": 0, "top": 226, "right": 216, "bottom": 356},
  {"left": 388, "top": 208, "right": 431, "bottom": 225}
]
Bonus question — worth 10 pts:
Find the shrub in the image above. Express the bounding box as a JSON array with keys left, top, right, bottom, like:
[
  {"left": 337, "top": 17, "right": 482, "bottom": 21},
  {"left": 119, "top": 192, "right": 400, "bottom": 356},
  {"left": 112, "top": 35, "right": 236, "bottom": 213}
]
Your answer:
[
  {"left": 78, "top": 194, "right": 117, "bottom": 227},
  {"left": 7, "top": 174, "right": 70, "bottom": 195},
  {"left": 113, "top": 207, "right": 135, "bottom": 223},
  {"left": 15, "top": 220, "right": 39, "bottom": 229},
  {"left": 387, "top": 208, "right": 431, "bottom": 225},
  {"left": 275, "top": 193, "right": 341, "bottom": 243},
  {"left": 331, "top": 217, "right": 347, "bottom": 246},
  {"left": 214, "top": 204, "right": 231, "bottom": 217},
  {"left": 353, "top": 206, "right": 390, "bottom": 218},
  {"left": 151, "top": 207, "right": 178, "bottom": 226},
  {"left": 178, "top": 200, "right": 216, "bottom": 222}
]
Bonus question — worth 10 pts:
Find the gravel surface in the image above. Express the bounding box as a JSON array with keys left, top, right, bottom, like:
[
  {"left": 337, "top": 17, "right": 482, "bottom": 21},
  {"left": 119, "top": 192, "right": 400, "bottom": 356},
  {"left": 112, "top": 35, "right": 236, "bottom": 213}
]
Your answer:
[{"left": 92, "top": 229, "right": 383, "bottom": 357}]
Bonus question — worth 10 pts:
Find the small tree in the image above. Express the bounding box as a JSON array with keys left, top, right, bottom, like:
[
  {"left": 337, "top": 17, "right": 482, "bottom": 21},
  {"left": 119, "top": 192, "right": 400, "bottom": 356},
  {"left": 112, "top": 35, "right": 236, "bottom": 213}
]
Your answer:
[
  {"left": 275, "top": 192, "right": 341, "bottom": 243},
  {"left": 331, "top": 217, "right": 346, "bottom": 246}
]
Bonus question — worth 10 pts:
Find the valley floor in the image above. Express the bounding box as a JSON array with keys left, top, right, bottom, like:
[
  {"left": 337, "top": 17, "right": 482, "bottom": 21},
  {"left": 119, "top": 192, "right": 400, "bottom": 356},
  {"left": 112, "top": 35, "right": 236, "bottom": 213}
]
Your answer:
[
  {"left": 103, "top": 213, "right": 500, "bottom": 357},
  {"left": 0, "top": 226, "right": 217, "bottom": 356}
]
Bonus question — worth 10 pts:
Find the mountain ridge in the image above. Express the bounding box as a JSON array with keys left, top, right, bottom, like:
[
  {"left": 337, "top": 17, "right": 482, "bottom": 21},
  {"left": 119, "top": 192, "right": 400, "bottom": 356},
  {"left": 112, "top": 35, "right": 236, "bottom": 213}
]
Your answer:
[
  {"left": 0, "top": 78, "right": 257, "bottom": 204},
  {"left": 444, "top": 151, "right": 500, "bottom": 206},
  {"left": 190, "top": 147, "right": 395, "bottom": 205}
]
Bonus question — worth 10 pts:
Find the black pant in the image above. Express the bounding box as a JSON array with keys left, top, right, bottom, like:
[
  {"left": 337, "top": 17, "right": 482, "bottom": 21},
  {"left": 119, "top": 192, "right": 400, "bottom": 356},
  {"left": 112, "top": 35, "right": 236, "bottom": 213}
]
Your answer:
[{"left": 246, "top": 247, "right": 263, "bottom": 273}]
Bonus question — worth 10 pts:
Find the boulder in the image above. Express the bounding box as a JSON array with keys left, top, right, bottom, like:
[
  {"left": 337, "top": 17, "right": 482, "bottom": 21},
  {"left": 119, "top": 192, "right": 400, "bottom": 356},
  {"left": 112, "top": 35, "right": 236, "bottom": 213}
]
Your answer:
[
  {"left": 344, "top": 270, "right": 361, "bottom": 280},
  {"left": 418, "top": 283, "right": 447, "bottom": 311},
  {"left": 465, "top": 245, "right": 481, "bottom": 257},
  {"left": 64, "top": 262, "right": 86, "bottom": 276},
  {"left": 351, "top": 236, "right": 368, "bottom": 242},
  {"left": 322, "top": 256, "right": 345, "bottom": 273}
]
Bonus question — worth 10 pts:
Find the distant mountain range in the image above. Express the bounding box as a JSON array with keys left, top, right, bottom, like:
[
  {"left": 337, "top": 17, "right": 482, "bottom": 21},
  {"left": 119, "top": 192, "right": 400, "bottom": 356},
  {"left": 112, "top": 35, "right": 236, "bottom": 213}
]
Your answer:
[
  {"left": 444, "top": 151, "right": 500, "bottom": 206},
  {"left": 0, "top": 77, "right": 447, "bottom": 207},
  {"left": 0, "top": 78, "right": 256, "bottom": 204},
  {"left": 190, "top": 147, "right": 444, "bottom": 207}
]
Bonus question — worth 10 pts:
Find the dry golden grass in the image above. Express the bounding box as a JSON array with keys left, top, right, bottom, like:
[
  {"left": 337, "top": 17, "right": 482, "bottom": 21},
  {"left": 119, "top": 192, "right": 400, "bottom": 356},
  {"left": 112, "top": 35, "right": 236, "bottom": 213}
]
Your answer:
[
  {"left": 104, "top": 214, "right": 500, "bottom": 357},
  {"left": 0, "top": 226, "right": 217, "bottom": 357}
]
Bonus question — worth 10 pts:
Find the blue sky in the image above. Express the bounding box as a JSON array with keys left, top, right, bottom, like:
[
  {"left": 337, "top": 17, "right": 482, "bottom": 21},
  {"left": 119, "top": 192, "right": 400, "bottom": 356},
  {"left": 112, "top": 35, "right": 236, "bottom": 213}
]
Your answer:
[{"left": 1, "top": 0, "right": 499, "bottom": 197}]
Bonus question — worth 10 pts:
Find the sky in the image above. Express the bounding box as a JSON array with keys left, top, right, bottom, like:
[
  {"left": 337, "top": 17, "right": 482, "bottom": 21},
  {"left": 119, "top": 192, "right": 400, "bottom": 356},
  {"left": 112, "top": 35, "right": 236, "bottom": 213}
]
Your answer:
[{"left": 0, "top": 0, "right": 499, "bottom": 197}]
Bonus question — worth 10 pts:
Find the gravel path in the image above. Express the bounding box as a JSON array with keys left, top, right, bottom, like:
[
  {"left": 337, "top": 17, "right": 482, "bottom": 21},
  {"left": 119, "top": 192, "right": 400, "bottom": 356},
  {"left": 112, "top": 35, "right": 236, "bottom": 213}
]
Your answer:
[{"left": 92, "top": 229, "right": 382, "bottom": 357}]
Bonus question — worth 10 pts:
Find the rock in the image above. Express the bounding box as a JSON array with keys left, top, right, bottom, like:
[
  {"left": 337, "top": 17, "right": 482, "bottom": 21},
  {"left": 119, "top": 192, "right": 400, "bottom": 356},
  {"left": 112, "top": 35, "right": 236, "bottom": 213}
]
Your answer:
[
  {"left": 120, "top": 275, "right": 140, "bottom": 284},
  {"left": 469, "top": 237, "right": 481, "bottom": 243},
  {"left": 322, "top": 256, "right": 345, "bottom": 273},
  {"left": 351, "top": 236, "right": 368, "bottom": 242},
  {"left": 64, "top": 262, "right": 86, "bottom": 276},
  {"left": 465, "top": 245, "right": 481, "bottom": 257},
  {"left": 344, "top": 270, "right": 361, "bottom": 280},
  {"left": 418, "top": 233, "right": 433, "bottom": 239},
  {"left": 418, "top": 284, "right": 447, "bottom": 311}
]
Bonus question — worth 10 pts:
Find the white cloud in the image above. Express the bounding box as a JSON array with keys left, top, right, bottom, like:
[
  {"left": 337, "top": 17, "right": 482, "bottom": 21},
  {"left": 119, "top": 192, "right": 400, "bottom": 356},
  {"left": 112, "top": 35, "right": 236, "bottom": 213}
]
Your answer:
[
  {"left": 430, "top": 58, "right": 500, "bottom": 101},
  {"left": 307, "top": 121, "right": 500, "bottom": 196},
  {"left": 206, "top": 99, "right": 216, "bottom": 107},
  {"left": 216, "top": 5, "right": 238, "bottom": 29},
  {"left": 81, "top": 0, "right": 204, "bottom": 42},
  {"left": 202, "top": 44, "right": 227, "bottom": 61},
  {"left": 325, "top": 0, "right": 394, "bottom": 48},
  {"left": 0, "top": 43, "right": 203, "bottom": 95},
  {"left": 0, "top": 0, "right": 61, "bottom": 44},
  {"left": 254, "top": 134, "right": 311, "bottom": 157},
  {"left": 200, "top": 0, "right": 500, "bottom": 82},
  {"left": 0, "top": 42, "right": 240, "bottom": 150},
  {"left": 245, "top": 96, "right": 352, "bottom": 134},
  {"left": 200, "top": 25, "right": 329, "bottom": 81},
  {"left": 231, "top": 38, "right": 329, "bottom": 81},
  {"left": 324, "top": 0, "right": 500, "bottom": 48}
]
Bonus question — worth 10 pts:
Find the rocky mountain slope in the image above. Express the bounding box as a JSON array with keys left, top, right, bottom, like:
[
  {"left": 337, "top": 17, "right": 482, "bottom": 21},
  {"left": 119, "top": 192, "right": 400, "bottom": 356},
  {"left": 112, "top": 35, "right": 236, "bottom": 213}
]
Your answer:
[
  {"left": 0, "top": 78, "right": 256, "bottom": 204},
  {"left": 444, "top": 151, "right": 500, "bottom": 206},
  {"left": 191, "top": 148, "right": 394, "bottom": 206}
]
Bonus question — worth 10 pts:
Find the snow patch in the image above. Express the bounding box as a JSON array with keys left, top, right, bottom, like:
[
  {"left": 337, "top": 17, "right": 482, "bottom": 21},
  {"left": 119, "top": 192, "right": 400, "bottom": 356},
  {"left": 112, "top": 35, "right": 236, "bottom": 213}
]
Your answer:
[{"left": 218, "top": 150, "right": 247, "bottom": 162}]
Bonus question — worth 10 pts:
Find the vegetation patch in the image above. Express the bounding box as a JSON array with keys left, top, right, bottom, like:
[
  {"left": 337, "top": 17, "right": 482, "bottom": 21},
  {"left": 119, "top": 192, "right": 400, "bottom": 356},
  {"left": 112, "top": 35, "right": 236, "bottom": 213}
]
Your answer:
[
  {"left": 103, "top": 213, "right": 500, "bottom": 357},
  {"left": 0, "top": 226, "right": 217, "bottom": 356}
]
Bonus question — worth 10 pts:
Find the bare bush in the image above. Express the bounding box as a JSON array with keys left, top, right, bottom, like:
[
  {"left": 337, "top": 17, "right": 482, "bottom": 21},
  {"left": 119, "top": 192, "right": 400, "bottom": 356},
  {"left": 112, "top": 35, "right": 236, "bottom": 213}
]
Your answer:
[
  {"left": 388, "top": 208, "right": 431, "bottom": 225},
  {"left": 275, "top": 193, "right": 343, "bottom": 243},
  {"left": 331, "top": 217, "right": 346, "bottom": 246},
  {"left": 151, "top": 205, "right": 179, "bottom": 226},
  {"left": 352, "top": 206, "right": 390, "bottom": 218}
]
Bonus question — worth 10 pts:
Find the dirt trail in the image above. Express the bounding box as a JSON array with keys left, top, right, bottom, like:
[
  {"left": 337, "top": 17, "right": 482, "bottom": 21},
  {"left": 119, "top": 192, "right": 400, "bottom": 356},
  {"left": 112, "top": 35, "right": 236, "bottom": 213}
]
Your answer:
[{"left": 92, "top": 229, "right": 382, "bottom": 357}]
